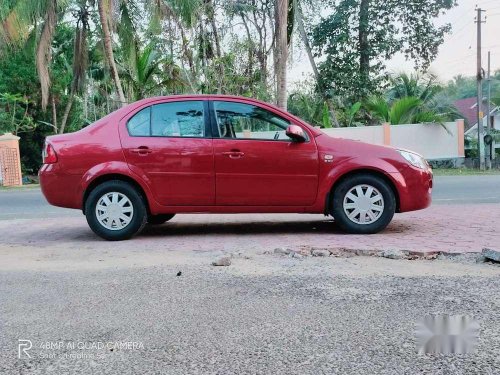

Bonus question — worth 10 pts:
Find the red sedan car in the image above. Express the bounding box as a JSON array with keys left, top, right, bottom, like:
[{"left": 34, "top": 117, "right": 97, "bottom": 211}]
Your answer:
[{"left": 39, "top": 95, "right": 432, "bottom": 240}]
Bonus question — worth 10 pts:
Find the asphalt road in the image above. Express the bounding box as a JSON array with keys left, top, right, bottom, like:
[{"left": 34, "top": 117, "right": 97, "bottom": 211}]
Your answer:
[{"left": 1, "top": 175, "right": 499, "bottom": 220}]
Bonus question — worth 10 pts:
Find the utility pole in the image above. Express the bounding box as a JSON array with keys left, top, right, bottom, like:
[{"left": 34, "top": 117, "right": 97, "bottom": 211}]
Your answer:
[
  {"left": 476, "top": 7, "right": 486, "bottom": 170},
  {"left": 486, "top": 51, "right": 492, "bottom": 169}
]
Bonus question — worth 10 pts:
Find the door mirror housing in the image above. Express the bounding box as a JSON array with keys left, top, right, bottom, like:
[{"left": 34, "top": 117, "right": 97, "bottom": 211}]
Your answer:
[{"left": 286, "top": 125, "right": 306, "bottom": 142}]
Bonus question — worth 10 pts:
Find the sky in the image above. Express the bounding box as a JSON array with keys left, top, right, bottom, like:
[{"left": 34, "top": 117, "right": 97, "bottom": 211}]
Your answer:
[{"left": 288, "top": 0, "right": 500, "bottom": 86}]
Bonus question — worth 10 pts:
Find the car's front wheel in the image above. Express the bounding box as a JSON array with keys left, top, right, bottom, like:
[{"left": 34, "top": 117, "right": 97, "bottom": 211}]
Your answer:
[
  {"left": 85, "top": 180, "right": 147, "bottom": 241},
  {"left": 331, "top": 173, "right": 396, "bottom": 234}
]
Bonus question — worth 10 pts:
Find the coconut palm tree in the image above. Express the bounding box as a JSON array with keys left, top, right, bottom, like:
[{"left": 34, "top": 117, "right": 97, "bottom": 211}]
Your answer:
[
  {"left": 0, "top": 0, "right": 67, "bottom": 111},
  {"left": 97, "top": 0, "right": 127, "bottom": 107},
  {"left": 120, "top": 43, "right": 186, "bottom": 100},
  {"left": 387, "top": 72, "right": 463, "bottom": 123},
  {"left": 59, "top": 0, "right": 89, "bottom": 133},
  {"left": 388, "top": 72, "right": 442, "bottom": 103},
  {"left": 364, "top": 95, "right": 444, "bottom": 125}
]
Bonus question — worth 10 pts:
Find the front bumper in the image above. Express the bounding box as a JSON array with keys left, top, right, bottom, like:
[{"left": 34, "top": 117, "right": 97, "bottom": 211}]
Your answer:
[{"left": 392, "top": 166, "right": 433, "bottom": 212}]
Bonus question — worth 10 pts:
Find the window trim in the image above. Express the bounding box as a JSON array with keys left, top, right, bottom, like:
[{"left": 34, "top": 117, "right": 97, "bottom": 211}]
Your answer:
[
  {"left": 208, "top": 100, "right": 310, "bottom": 143},
  {"left": 125, "top": 100, "right": 212, "bottom": 139}
]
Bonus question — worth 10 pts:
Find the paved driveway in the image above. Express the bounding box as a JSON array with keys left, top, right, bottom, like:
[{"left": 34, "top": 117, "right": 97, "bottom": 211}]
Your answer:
[
  {"left": 1, "top": 175, "right": 499, "bottom": 254},
  {"left": 0, "top": 205, "right": 497, "bottom": 255}
]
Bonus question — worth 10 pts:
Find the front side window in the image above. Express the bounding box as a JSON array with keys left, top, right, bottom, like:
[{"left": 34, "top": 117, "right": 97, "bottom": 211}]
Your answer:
[
  {"left": 213, "top": 101, "right": 296, "bottom": 141},
  {"left": 152, "top": 101, "right": 205, "bottom": 137}
]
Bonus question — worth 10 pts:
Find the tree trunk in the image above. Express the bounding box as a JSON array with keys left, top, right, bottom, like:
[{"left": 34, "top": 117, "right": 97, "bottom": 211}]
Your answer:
[
  {"left": 207, "top": 0, "right": 221, "bottom": 59},
  {"left": 358, "top": 0, "right": 370, "bottom": 95},
  {"left": 97, "top": 0, "right": 126, "bottom": 107},
  {"left": 36, "top": 0, "right": 57, "bottom": 111},
  {"left": 275, "top": 0, "right": 288, "bottom": 110},
  {"left": 207, "top": 0, "right": 224, "bottom": 93},
  {"left": 296, "top": 4, "right": 340, "bottom": 127},
  {"left": 240, "top": 14, "right": 254, "bottom": 77},
  {"left": 178, "top": 24, "right": 196, "bottom": 80},
  {"left": 296, "top": 5, "right": 319, "bottom": 79},
  {"left": 51, "top": 94, "right": 58, "bottom": 133},
  {"left": 59, "top": 88, "right": 75, "bottom": 134}
]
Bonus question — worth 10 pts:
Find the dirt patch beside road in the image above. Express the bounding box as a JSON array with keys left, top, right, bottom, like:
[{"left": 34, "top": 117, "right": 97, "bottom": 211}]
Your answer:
[
  {"left": 2, "top": 245, "right": 500, "bottom": 374},
  {"left": 1, "top": 240, "right": 499, "bottom": 278}
]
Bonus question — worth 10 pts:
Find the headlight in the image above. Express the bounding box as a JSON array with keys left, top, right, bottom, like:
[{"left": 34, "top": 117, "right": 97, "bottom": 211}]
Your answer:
[{"left": 398, "top": 150, "right": 427, "bottom": 169}]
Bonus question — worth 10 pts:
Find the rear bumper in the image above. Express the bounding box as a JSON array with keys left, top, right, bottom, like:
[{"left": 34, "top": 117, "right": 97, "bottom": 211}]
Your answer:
[
  {"left": 39, "top": 164, "right": 82, "bottom": 209},
  {"left": 392, "top": 167, "right": 433, "bottom": 212}
]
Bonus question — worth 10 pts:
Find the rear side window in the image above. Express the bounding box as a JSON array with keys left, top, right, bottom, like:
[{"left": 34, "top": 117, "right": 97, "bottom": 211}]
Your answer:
[
  {"left": 152, "top": 101, "right": 205, "bottom": 137},
  {"left": 127, "top": 107, "right": 150, "bottom": 136}
]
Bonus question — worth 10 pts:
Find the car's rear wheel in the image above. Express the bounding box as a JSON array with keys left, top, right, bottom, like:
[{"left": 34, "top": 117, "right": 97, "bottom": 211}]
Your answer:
[
  {"left": 85, "top": 180, "right": 147, "bottom": 241},
  {"left": 147, "top": 213, "right": 175, "bottom": 225},
  {"left": 331, "top": 173, "right": 395, "bottom": 234}
]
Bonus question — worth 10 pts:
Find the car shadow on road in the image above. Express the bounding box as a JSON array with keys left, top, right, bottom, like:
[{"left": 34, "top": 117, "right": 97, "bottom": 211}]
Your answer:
[
  {"left": 0, "top": 216, "right": 415, "bottom": 245},
  {"left": 138, "top": 217, "right": 415, "bottom": 238},
  {"left": 140, "top": 218, "right": 344, "bottom": 237}
]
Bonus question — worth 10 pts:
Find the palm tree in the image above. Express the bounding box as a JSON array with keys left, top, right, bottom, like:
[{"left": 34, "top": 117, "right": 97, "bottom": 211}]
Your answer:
[
  {"left": 0, "top": 0, "right": 63, "bottom": 111},
  {"left": 36, "top": 0, "right": 58, "bottom": 112},
  {"left": 144, "top": 0, "right": 202, "bottom": 91},
  {"left": 59, "top": 0, "right": 89, "bottom": 133},
  {"left": 97, "top": 0, "right": 127, "bottom": 107},
  {"left": 0, "top": 0, "right": 90, "bottom": 131},
  {"left": 388, "top": 72, "right": 442, "bottom": 103},
  {"left": 364, "top": 95, "right": 444, "bottom": 125},
  {"left": 387, "top": 72, "right": 463, "bottom": 123},
  {"left": 120, "top": 44, "right": 185, "bottom": 100}
]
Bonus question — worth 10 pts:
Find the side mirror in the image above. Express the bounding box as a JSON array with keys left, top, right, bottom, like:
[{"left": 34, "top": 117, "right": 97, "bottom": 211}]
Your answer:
[{"left": 286, "top": 125, "right": 306, "bottom": 142}]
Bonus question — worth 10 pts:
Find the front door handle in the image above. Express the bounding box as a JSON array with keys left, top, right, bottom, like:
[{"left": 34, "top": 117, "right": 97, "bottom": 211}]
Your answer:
[
  {"left": 222, "top": 151, "right": 245, "bottom": 159},
  {"left": 130, "top": 146, "right": 152, "bottom": 155}
]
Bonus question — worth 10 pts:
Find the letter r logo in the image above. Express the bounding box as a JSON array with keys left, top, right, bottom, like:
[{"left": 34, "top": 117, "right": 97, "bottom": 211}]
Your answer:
[{"left": 18, "top": 340, "right": 32, "bottom": 359}]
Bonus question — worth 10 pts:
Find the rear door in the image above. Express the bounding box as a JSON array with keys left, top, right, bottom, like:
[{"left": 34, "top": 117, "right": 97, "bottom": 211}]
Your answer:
[
  {"left": 120, "top": 100, "right": 215, "bottom": 206},
  {"left": 210, "top": 100, "right": 319, "bottom": 206}
]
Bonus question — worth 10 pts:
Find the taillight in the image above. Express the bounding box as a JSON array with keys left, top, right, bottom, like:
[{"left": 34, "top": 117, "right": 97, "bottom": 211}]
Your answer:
[{"left": 43, "top": 142, "right": 58, "bottom": 164}]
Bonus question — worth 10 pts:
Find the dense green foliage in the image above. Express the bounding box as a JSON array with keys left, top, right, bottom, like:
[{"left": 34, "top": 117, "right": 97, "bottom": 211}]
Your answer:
[
  {"left": 1, "top": 0, "right": 498, "bottom": 174},
  {"left": 312, "top": 0, "right": 456, "bottom": 102}
]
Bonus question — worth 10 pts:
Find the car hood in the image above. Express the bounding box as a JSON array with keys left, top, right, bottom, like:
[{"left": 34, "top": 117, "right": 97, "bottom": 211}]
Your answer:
[{"left": 315, "top": 133, "right": 402, "bottom": 159}]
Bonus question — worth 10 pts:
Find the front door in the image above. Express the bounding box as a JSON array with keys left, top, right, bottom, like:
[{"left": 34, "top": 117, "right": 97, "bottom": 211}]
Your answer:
[
  {"left": 120, "top": 100, "right": 215, "bottom": 206},
  {"left": 211, "top": 100, "right": 319, "bottom": 206}
]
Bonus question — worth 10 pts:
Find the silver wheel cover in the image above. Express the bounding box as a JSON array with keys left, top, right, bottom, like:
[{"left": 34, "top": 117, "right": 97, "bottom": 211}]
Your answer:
[
  {"left": 95, "top": 192, "right": 134, "bottom": 231},
  {"left": 343, "top": 184, "right": 385, "bottom": 225}
]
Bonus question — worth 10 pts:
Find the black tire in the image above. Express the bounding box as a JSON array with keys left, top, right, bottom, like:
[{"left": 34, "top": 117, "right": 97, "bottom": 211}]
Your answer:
[
  {"left": 147, "top": 214, "right": 176, "bottom": 225},
  {"left": 331, "top": 173, "right": 396, "bottom": 234},
  {"left": 85, "top": 180, "right": 147, "bottom": 241}
]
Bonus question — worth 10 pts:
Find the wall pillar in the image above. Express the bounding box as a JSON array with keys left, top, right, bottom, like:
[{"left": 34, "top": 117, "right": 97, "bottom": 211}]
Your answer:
[
  {"left": 456, "top": 119, "right": 465, "bottom": 157},
  {"left": 0, "top": 133, "right": 22, "bottom": 186},
  {"left": 383, "top": 122, "right": 391, "bottom": 146}
]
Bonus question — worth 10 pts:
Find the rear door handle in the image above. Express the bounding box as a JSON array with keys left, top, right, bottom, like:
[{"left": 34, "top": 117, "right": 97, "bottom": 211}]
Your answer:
[
  {"left": 130, "top": 146, "right": 152, "bottom": 155},
  {"left": 222, "top": 151, "right": 245, "bottom": 159}
]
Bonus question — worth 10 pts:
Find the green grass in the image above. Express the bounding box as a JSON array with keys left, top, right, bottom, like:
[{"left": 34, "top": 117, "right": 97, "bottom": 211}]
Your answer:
[{"left": 432, "top": 168, "right": 500, "bottom": 176}]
